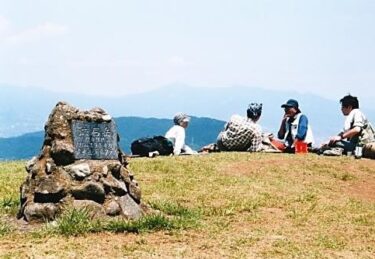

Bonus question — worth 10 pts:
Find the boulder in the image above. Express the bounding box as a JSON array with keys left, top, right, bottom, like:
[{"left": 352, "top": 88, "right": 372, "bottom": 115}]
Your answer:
[
  {"left": 23, "top": 202, "right": 59, "bottom": 222},
  {"left": 18, "top": 102, "right": 144, "bottom": 222}
]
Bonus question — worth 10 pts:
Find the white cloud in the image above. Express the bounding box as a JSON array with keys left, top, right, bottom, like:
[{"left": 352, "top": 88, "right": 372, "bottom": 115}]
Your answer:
[
  {"left": 5, "top": 22, "right": 68, "bottom": 44},
  {"left": 0, "top": 16, "right": 10, "bottom": 35},
  {"left": 167, "top": 56, "right": 192, "bottom": 66},
  {"left": 67, "top": 59, "right": 144, "bottom": 68}
]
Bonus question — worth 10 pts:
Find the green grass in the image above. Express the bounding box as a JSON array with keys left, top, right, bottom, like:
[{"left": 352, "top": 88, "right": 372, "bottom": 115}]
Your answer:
[
  {"left": 1, "top": 153, "right": 375, "bottom": 258},
  {"left": 49, "top": 208, "right": 102, "bottom": 236},
  {"left": 105, "top": 214, "right": 175, "bottom": 233},
  {"left": 0, "top": 161, "right": 25, "bottom": 216},
  {"left": 45, "top": 203, "right": 199, "bottom": 236},
  {"left": 0, "top": 220, "right": 11, "bottom": 236}
]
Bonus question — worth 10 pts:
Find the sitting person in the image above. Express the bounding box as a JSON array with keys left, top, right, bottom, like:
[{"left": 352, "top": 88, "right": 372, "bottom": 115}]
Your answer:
[
  {"left": 165, "top": 113, "right": 197, "bottom": 155},
  {"left": 277, "top": 99, "right": 314, "bottom": 153},
  {"left": 216, "top": 103, "right": 263, "bottom": 152},
  {"left": 323, "top": 94, "right": 375, "bottom": 156}
]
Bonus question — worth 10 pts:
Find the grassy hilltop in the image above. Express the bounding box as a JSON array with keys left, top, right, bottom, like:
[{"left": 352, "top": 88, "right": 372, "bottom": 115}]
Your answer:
[{"left": 0, "top": 153, "right": 374, "bottom": 258}]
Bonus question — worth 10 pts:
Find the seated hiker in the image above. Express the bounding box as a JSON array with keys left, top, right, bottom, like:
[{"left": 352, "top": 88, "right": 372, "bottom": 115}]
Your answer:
[
  {"left": 165, "top": 113, "right": 197, "bottom": 155},
  {"left": 277, "top": 99, "right": 314, "bottom": 153},
  {"left": 322, "top": 94, "right": 375, "bottom": 156},
  {"left": 216, "top": 103, "right": 264, "bottom": 152}
]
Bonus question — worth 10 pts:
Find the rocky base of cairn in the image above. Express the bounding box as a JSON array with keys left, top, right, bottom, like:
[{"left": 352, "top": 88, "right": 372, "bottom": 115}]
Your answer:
[{"left": 17, "top": 102, "right": 144, "bottom": 222}]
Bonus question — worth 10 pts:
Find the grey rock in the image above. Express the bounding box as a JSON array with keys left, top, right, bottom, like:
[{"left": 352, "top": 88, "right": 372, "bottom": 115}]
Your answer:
[
  {"left": 104, "top": 200, "right": 121, "bottom": 216},
  {"left": 45, "top": 158, "right": 56, "bottom": 174},
  {"left": 25, "top": 156, "right": 38, "bottom": 173},
  {"left": 128, "top": 180, "right": 141, "bottom": 203},
  {"left": 65, "top": 163, "right": 91, "bottom": 180},
  {"left": 71, "top": 181, "right": 105, "bottom": 203},
  {"left": 34, "top": 176, "right": 67, "bottom": 203},
  {"left": 102, "top": 165, "right": 109, "bottom": 177},
  {"left": 119, "top": 194, "right": 143, "bottom": 219},
  {"left": 102, "top": 115, "right": 112, "bottom": 121},
  {"left": 72, "top": 200, "right": 106, "bottom": 218},
  {"left": 102, "top": 175, "right": 127, "bottom": 196},
  {"left": 51, "top": 140, "right": 75, "bottom": 165},
  {"left": 108, "top": 163, "right": 122, "bottom": 179},
  {"left": 23, "top": 202, "right": 59, "bottom": 222}
]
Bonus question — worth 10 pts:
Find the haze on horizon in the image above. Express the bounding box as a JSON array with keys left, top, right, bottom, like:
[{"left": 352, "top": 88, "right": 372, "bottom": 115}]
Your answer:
[{"left": 0, "top": 0, "right": 374, "bottom": 102}]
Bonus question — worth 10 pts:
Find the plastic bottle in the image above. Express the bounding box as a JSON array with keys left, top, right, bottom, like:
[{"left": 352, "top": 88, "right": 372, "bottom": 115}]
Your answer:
[{"left": 354, "top": 142, "right": 363, "bottom": 159}]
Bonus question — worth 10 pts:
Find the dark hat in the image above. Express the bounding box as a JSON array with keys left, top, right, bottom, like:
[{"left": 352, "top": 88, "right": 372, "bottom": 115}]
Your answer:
[
  {"left": 281, "top": 99, "right": 299, "bottom": 110},
  {"left": 247, "top": 102, "right": 262, "bottom": 119}
]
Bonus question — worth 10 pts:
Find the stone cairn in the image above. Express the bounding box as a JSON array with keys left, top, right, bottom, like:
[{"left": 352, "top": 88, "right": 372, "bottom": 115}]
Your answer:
[{"left": 18, "top": 102, "right": 144, "bottom": 222}]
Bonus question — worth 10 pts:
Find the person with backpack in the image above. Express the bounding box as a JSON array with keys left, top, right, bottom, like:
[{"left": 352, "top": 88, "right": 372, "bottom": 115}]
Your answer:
[
  {"left": 216, "top": 103, "right": 264, "bottom": 151},
  {"left": 322, "top": 94, "right": 375, "bottom": 156},
  {"left": 277, "top": 99, "right": 314, "bottom": 153},
  {"left": 165, "top": 113, "right": 197, "bottom": 155}
]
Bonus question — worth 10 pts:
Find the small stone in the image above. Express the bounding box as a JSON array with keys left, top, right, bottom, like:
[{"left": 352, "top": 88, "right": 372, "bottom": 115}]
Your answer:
[
  {"left": 102, "top": 166, "right": 109, "bottom": 177},
  {"left": 128, "top": 180, "right": 141, "bottom": 203},
  {"left": 101, "top": 175, "right": 127, "bottom": 196},
  {"left": 65, "top": 163, "right": 91, "bottom": 180},
  {"left": 25, "top": 156, "right": 38, "bottom": 173},
  {"left": 118, "top": 194, "right": 143, "bottom": 220},
  {"left": 104, "top": 200, "right": 121, "bottom": 216},
  {"left": 102, "top": 115, "right": 112, "bottom": 121}
]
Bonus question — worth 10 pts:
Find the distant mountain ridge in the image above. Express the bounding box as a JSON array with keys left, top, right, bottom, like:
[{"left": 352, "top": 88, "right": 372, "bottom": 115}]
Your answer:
[
  {"left": 0, "top": 116, "right": 225, "bottom": 160},
  {"left": 1, "top": 84, "right": 374, "bottom": 143}
]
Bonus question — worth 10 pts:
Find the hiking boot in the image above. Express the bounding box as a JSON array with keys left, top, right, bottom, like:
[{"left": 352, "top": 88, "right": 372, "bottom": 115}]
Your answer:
[{"left": 322, "top": 147, "right": 344, "bottom": 156}]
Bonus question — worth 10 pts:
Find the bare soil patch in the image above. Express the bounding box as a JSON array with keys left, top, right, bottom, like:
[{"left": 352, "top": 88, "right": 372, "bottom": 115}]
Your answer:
[{"left": 346, "top": 178, "right": 375, "bottom": 202}]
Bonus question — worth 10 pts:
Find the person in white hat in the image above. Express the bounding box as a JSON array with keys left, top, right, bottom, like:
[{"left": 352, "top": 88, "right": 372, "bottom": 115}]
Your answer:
[{"left": 165, "top": 113, "right": 197, "bottom": 155}]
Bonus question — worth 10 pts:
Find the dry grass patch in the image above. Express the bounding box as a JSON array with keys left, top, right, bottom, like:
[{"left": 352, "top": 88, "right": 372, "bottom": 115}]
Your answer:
[{"left": 1, "top": 153, "right": 375, "bottom": 258}]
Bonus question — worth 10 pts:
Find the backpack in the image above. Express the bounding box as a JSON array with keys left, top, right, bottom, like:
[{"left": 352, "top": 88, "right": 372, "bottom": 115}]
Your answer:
[{"left": 130, "top": 136, "right": 174, "bottom": 156}]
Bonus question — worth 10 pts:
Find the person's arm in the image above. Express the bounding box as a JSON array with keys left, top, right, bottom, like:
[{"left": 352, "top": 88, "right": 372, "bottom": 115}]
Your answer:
[
  {"left": 277, "top": 115, "right": 288, "bottom": 139},
  {"left": 330, "top": 127, "right": 361, "bottom": 144},
  {"left": 295, "top": 115, "right": 308, "bottom": 140},
  {"left": 330, "top": 111, "right": 363, "bottom": 144},
  {"left": 173, "top": 127, "right": 185, "bottom": 155}
]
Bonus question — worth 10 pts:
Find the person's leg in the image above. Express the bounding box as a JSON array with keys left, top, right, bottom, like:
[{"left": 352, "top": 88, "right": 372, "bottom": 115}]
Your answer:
[
  {"left": 331, "top": 140, "right": 356, "bottom": 153},
  {"left": 181, "top": 144, "right": 197, "bottom": 155}
]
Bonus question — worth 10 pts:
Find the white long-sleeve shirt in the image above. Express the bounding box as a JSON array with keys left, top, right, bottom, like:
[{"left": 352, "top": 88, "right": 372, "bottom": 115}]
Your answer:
[{"left": 165, "top": 125, "right": 195, "bottom": 155}]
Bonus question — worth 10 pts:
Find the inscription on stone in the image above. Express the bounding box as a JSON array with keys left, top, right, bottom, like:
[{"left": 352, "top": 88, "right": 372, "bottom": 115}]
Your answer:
[{"left": 72, "top": 120, "right": 118, "bottom": 160}]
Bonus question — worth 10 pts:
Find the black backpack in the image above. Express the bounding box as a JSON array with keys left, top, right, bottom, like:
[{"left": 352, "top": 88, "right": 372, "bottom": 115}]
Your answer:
[{"left": 130, "top": 136, "right": 174, "bottom": 156}]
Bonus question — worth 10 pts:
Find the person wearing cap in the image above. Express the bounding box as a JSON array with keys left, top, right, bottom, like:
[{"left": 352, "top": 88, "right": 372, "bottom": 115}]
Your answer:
[
  {"left": 216, "top": 103, "right": 263, "bottom": 152},
  {"left": 165, "top": 113, "right": 197, "bottom": 155},
  {"left": 277, "top": 99, "right": 314, "bottom": 152}
]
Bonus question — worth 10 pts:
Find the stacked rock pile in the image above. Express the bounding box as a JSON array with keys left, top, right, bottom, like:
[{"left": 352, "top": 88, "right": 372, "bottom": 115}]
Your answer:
[{"left": 18, "top": 102, "right": 144, "bottom": 222}]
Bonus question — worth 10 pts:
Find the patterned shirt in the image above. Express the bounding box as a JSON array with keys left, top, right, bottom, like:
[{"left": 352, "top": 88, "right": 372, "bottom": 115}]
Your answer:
[{"left": 219, "top": 114, "right": 263, "bottom": 152}]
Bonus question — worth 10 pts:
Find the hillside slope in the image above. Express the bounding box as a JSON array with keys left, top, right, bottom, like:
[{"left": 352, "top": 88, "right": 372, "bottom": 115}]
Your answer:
[{"left": 0, "top": 153, "right": 374, "bottom": 257}]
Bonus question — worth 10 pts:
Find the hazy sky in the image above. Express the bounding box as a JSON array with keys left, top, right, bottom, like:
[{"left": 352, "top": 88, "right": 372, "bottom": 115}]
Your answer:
[{"left": 0, "top": 0, "right": 374, "bottom": 99}]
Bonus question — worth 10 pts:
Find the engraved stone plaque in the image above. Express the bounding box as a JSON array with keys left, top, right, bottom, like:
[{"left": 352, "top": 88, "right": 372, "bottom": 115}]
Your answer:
[{"left": 71, "top": 120, "right": 118, "bottom": 160}]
